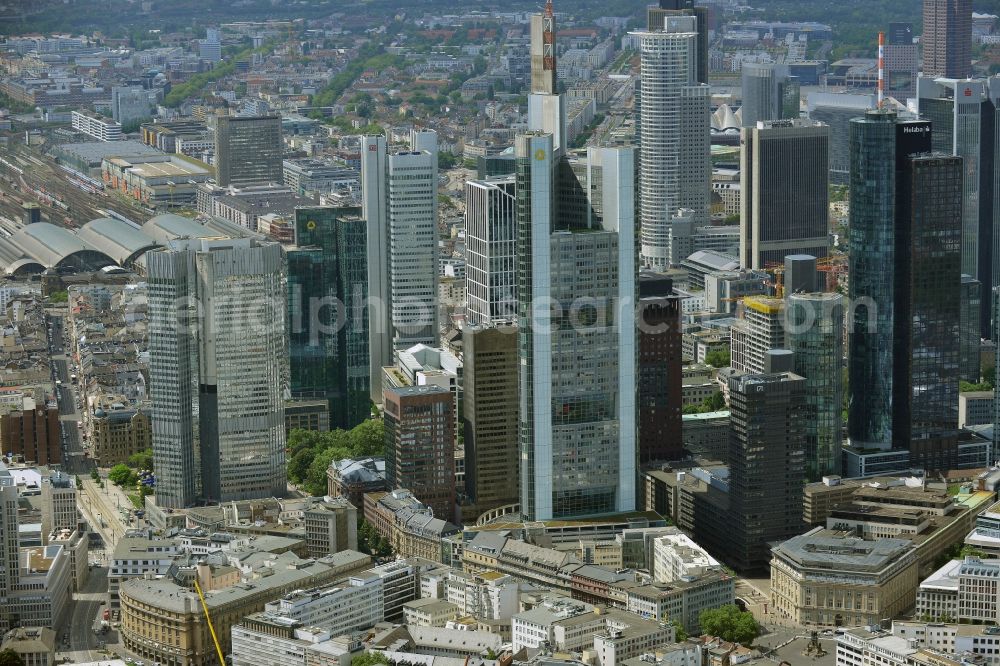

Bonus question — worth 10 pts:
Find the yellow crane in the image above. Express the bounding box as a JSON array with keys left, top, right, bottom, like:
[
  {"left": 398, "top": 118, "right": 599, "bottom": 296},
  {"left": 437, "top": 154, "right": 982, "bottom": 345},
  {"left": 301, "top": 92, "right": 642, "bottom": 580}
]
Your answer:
[{"left": 193, "top": 579, "right": 226, "bottom": 666}]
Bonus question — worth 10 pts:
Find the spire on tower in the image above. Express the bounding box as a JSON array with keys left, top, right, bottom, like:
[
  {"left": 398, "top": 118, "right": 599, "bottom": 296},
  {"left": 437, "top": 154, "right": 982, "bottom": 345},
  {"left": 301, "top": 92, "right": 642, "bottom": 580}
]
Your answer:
[{"left": 545, "top": 0, "right": 553, "bottom": 17}]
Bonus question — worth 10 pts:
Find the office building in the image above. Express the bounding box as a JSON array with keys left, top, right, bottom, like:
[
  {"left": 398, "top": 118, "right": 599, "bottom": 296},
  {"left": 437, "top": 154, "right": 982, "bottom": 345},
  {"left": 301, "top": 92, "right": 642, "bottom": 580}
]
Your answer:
[
  {"left": 110, "top": 86, "right": 152, "bottom": 128},
  {"left": 771, "top": 527, "right": 919, "bottom": 627},
  {"left": 303, "top": 498, "right": 358, "bottom": 559},
  {"left": 517, "top": 137, "right": 638, "bottom": 521},
  {"left": 40, "top": 472, "right": 79, "bottom": 544},
  {"left": 729, "top": 297, "right": 785, "bottom": 375},
  {"left": 885, "top": 23, "right": 918, "bottom": 99},
  {"left": 463, "top": 325, "right": 519, "bottom": 515},
  {"left": 528, "top": 1, "right": 566, "bottom": 151},
  {"left": 807, "top": 92, "right": 876, "bottom": 185},
  {"left": 71, "top": 110, "right": 121, "bottom": 142},
  {"left": 465, "top": 177, "right": 516, "bottom": 326},
  {"left": 917, "top": 76, "right": 1000, "bottom": 337},
  {"left": 0, "top": 482, "right": 17, "bottom": 633},
  {"left": 0, "top": 397, "right": 60, "bottom": 466},
  {"left": 787, "top": 292, "right": 845, "bottom": 479},
  {"left": 148, "top": 238, "right": 287, "bottom": 508},
  {"left": 214, "top": 115, "right": 283, "bottom": 187},
  {"left": 923, "top": 0, "right": 972, "bottom": 79},
  {"left": 635, "top": 18, "right": 711, "bottom": 270},
  {"left": 740, "top": 63, "right": 799, "bottom": 128},
  {"left": 232, "top": 616, "right": 359, "bottom": 666},
  {"left": 740, "top": 119, "right": 830, "bottom": 269},
  {"left": 90, "top": 406, "right": 151, "bottom": 467},
  {"left": 287, "top": 206, "right": 370, "bottom": 431},
  {"left": 960, "top": 275, "right": 982, "bottom": 382},
  {"left": 360, "top": 134, "right": 439, "bottom": 402},
  {"left": 200, "top": 27, "right": 222, "bottom": 62},
  {"left": 847, "top": 111, "right": 963, "bottom": 472},
  {"left": 916, "top": 556, "right": 1000, "bottom": 623},
  {"left": 638, "top": 273, "right": 683, "bottom": 464},
  {"left": 728, "top": 371, "right": 807, "bottom": 571},
  {"left": 646, "top": 0, "right": 708, "bottom": 84},
  {"left": 384, "top": 385, "right": 455, "bottom": 522}
]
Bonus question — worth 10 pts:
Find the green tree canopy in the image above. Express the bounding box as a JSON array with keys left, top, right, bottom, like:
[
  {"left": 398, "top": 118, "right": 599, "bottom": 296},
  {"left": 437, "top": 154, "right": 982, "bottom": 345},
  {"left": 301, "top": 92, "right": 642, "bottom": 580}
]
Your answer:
[
  {"left": 698, "top": 605, "right": 760, "bottom": 646},
  {"left": 704, "top": 350, "right": 730, "bottom": 368},
  {"left": 0, "top": 649, "right": 25, "bottom": 666},
  {"left": 288, "top": 420, "right": 387, "bottom": 495},
  {"left": 128, "top": 449, "right": 154, "bottom": 472},
  {"left": 352, "top": 652, "right": 390, "bottom": 666},
  {"left": 108, "top": 463, "right": 136, "bottom": 487}
]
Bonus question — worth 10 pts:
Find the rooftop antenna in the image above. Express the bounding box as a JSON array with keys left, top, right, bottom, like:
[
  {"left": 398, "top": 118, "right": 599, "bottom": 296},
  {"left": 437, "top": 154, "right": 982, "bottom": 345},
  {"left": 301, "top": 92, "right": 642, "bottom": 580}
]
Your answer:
[
  {"left": 877, "top": 31, "right": 885, "bottom": 109},
  {"left": 545, "top": 0, "right": 553, "bottom": 17}
]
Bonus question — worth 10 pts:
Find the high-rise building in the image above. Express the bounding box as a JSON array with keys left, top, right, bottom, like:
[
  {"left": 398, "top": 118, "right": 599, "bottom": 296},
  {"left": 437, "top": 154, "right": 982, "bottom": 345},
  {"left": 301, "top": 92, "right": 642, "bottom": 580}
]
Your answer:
[
  {"left": 111, "top": 86, "right": 152, "bottom": 128},
  {"left": 960, "top": 274, "right": 983, "bottom": 383},
  {"left": 0, "top": 397, "right": 61, "bottom": 466},
  {"left": 465, "top": 177, "right": 516, "bottom": 326},
  {"left": 922, "top": 0, "right": 972, "bottom": 79},
  {"left": 885, "top": 23, "right": 918, "bottom": 99},
  {"left": 647, "top": 0, "right": 709, "bottom": 84},
  {"left": 848, "top": 110, "right": 963, "bottom": 472},
  {"left": 730, "top": 297, "right": 786, "bottom": 375},
  {"left": 807, "top": 92, "right": 876, "bottom": 185},
  {"left": 740, "top": 63, "right": 799, "bottom": 128},
  {"left": 40, "top": 471, "right": 79, "bottom": 545},
  {"left": 517, "top": 136, "right": 638, "bottom": 521},
  {"left": 728, "top": 369, "right": 807, "bottom": 571},
  {"left": 287, "top": 206, "right": 370, "bottom": 431},
  {"left": 360, "top": 134, "right": 439, "bottom": 404},
  {"left": 200, "top": 27, "right": 222, "bottom": 62},
  {"left": 787, "top": 292, "right": 845, "bottom": 479},
  {"left": 384, "top": 385, "right": 455, "bottom": 521},
  {"left": 635, "top": 18, "right": 711, "bottom": 270},
  {"left": 214, "top": 115, "right": 283, "bottom": 187},
  {"left": 462, "top": 325, "right": 519, "bottom": 514},
  {"left": 148, "top": 238, "right": 287, "bottom": 508},
  {"left": 638, "top": 272, "right": 683, "bottom": 464},
  {"left": 740, "top": 119, "right": 830, "bottom": 270},
  {"left": 916, "top": 76, "right": 1000, "bottom": 337},
  {"left": 0, "top": 477, "right": 17, "bottom": 632}
]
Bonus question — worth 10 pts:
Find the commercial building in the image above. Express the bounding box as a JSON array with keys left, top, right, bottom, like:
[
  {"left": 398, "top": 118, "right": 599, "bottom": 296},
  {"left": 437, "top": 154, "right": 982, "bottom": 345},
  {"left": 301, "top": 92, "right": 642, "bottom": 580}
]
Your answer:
[
  {"left": 0, "top": 396, "right": 60, "bottom": 466},
  {"left": 836, "top": 628, "right": 964, "bottom": 666},
  {"left": 384, "top": 385, "right": 456, "bottom": 522},
  {"left": 960, "top": 275, "right": 983, "bottom": 381},
  {"left": 652, "top": 532, "right": 720, "bottom": 583},
  {"left": 915, "top": 556, "right": 1000, "bottom": 623},
  {"left": 847, "top": 111, "right": 963, "bottom": 473},
  {"left": 787, "top": 292, "right": 845, "bottom": 479},
  {"left": 647, "top": 0, "right": 708, "bottom": 84},
  {"left": 739, "top": 63, "right": 799, "bottom": 128},
  {"left": 71, "top": 110, "right": 122, "bottom": 142},
  {"left": 923, "top": 0, "right": 972, "bottom": 79},
  {"left": 917, "top": 77, "right": 1000, "bottom": 337},
  {"left": 634, "top": 18, "right": 711, "bottom": 270},
  {"left": 148, "top": 238, "right": 287, "bottom": 508},
  {"left": 960, "top": 390, "right": 994, "bottom": 428},
  {"left": 0, "top": 627, "right": 55, "bottom": 666},
  {"left": 806, "top": 92, "right": 875, "bottom": 185},
  {"left": 39, "top": 471, "right": 79, "bottom": 544},
  {"left": 770, "top": 527, "right": 919, "bottom": 627},
  {"left": 462, "top": 325, "right": 519, "bottom": 515},
  {"left": 102, "top": 154, "right": 211, "bottom": 207},
  {"left": 90, "top": 405, "right": 151, "bottom": 467},
  {"left": 729, "top": 297, "right": 785, "bottom": 375},
  {"left": 739, "top": 119, "right": 829, "bottom": 270},
  {"left": 262, "top": 575, "right": 383, "bottom": 633},
  {"left": 231, "top": 615, "right": 359, "bottom": 666},
  {"left": 282, "top": 158, "right": 359, "bottom": 196},
  {"left": 465, "top": 177, "right": 516, "bottom": 326},
  {"left": 303, "top": 497, "right": 358, "bottom": 559},
  {"left": 884, "top": 23, "right": 918, "bottom": 99},
  {"left": 638, "top": 273, "right": 683, "bottom": 464},
  {"left": 728, "top": 370, "right": 807, "bottom": 571},
  {"left": 363, "top": 490, "right": 459, "bottom": 563},
  {"left": 326, "top": 458, "right": 386, "bottom": 509},
  {"left": 110, "top": 86, "right": 152, "bottom": 128},
  {"left": 360, "top": 133, "right": 439, "bottom": 401},
  {"left": 445, "top": 570, "right": 519, "bottom": 621},
  {"left": 287, "top": 206, "right": 370, "bottom": 431},
  {"left": 214, "top": 115, "right": 283, "bottom": 187}
]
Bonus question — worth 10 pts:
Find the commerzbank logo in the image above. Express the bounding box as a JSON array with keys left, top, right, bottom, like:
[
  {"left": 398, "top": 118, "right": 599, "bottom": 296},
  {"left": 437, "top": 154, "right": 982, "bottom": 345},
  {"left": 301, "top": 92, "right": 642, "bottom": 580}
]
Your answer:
[
  {"left": 534, "top": 148, "right": 546, "bottom": 161},
  {"left": 306, "top": 220, "right": 317, "bottom": 230}
]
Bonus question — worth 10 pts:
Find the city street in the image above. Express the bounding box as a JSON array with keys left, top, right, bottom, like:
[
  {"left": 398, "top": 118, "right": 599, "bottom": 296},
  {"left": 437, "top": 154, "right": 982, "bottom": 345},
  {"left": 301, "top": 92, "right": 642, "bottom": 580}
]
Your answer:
[
  {"left": 44, "top": 311, "right": 91, "bottom": 477},
  {"left": 59, "top": 563, "right": 114, "bottom": 663}
]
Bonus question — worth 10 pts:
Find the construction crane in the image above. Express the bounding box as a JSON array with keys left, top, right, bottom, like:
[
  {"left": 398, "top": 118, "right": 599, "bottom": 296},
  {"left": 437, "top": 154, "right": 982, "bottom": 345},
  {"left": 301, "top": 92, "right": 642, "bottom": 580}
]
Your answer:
[{"left": 194, "top": 579, "right": 226, "bottom": 666}]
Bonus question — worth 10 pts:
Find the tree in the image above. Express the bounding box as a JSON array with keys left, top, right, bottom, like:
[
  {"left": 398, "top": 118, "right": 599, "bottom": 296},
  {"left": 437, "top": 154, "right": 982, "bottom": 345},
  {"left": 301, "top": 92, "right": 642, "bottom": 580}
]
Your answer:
[
  {"left": 108, "top": 463, "right": 135, "bottom": 488},
  {"left": 349, "top": 419, "right": 385, "bottom": 457},
  {"left": 0, "top": 649, "right": 25, "bottom": 666},
  {"left": 128, "top": 449, "right": 154, "bottom": 472},
  {"left": 698, "top": 605, "right": 759, "bottom": 646},
  {"left": 705, "top": 350, "right": 730, "bottom": 368},
  {"left": 983, "top": 363, "right": 996, "bottom": 388},
  {"left": 352, "top": 652, "right": 390, "bottom": 666},
  {"left": 704, "top": 391, "right": 726, "bottom": 412},
  {"left": 90, "top": 468, "right": 100, "bottom": 483},
  {"left": 671, "top": 620, "right": 688, "bottom": 642}
]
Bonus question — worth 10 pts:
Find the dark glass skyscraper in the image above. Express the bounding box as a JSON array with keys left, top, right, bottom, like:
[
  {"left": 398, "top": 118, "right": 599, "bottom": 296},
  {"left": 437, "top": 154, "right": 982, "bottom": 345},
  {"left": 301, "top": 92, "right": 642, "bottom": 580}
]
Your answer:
[
  {"left": 922, "top": 0, "right": 972, "bottom": 79},
  {"left": 848, "top": 110, "right": 962, "bottom": 471},
  {"left": 287, "top": 206, "right": 370, "bottom": 431}
]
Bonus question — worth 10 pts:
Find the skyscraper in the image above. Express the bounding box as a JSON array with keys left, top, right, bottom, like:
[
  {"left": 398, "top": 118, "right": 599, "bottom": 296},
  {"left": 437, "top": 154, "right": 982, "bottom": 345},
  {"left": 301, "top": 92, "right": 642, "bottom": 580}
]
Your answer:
[
  {"left": 463, "top": 325, "right": 519, "bottom": 514},
  {"left": 638, "top": 272, "right": 683, "bottom": 464},
  {"left": 917, "top": 76, "right": 1000, "bottom": 337},
  {"left": 360, "top": 133, "right": 439, "bottom": 402},
  {"left": 848, "top": 111, "right": 962, "bottom": 472},
  {"left": 517, "top": 136, "right": 638, "bottom": 521},
  {"left": 111, "top": 86, "right": 152, "bottom": 128},
  {"left": 0, "top": 475, "right": 17, "bottom": 632},
  {"left": 647, "top": 0, "right": 709, "bottom": 84},
  {"left": 214, "top": 115, "right": 283, "bottom": 187},
  {"left": 806, "top": 92, "right": 876, "bottom": 185},
  {"left": 384, "top": 384, "right": 455, "bottom": 521},
  {"left": 635, "top": 18, "right": 711, "bottom": 270},
  {"left": 959, "top": 274, "right": 983, "bottom": 383},
  {"left": 922, "top": 0, "right": 972, "bottom": 79},
  {"left": 787, "top": 292, "right": 845, "bottom": 479},
  {"left": 730, "top": 297, "right": 786, "bottom": 375},
  {"left": 465, "top": 177, "right": 516, "bottom": 326},
  {"left": 287, "top": 206, "right": 370, "bottom": 431},
  {"left": 149, "top": 238, "right": 287, "bottom": 508},
  {"left": 727, "top": 369, "right": 807, "bottom": 571},
  {"left": 740, "top": 119, "right": 830, "bottom": 269},
  {"left": 740, "top": 63, "right": 799, "bottom": 128},
  {"left": 885, "top": 23, "right": 918, "bottom": 99}
]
